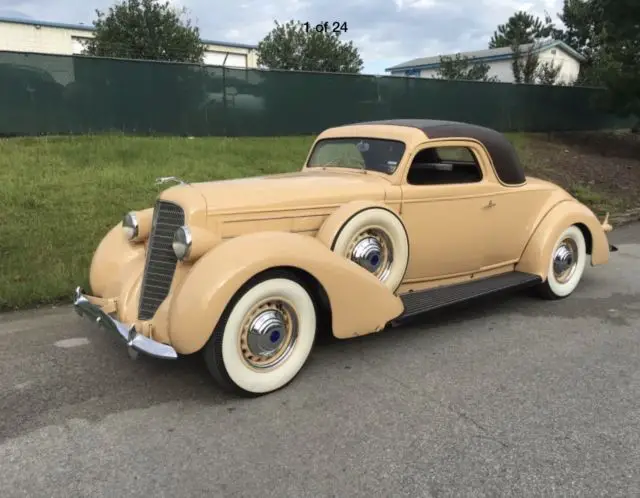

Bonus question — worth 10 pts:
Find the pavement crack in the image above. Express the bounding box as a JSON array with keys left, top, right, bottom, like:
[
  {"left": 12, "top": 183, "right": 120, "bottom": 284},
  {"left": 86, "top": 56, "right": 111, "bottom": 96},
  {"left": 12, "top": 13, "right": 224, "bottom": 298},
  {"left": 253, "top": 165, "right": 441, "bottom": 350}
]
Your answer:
[
  {"left": 361, "top": 356, "right": 512, "bottom": 450},
  {"left": 449, "top": 405, "right": 489, "bottom": 432},
  {"left": 447, "top": 403, "right": 511, "bottom": 449},
  {"left": 472, "top": 433, "right": 511, "bottom": 449}
]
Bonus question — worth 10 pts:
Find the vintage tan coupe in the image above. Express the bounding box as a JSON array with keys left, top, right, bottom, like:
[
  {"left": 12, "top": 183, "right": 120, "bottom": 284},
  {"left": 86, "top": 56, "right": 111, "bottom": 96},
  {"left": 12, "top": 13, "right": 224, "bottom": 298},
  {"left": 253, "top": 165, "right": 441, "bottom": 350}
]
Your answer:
[{"left": 74, "top": 119, "right": 616, "bottom": 395}]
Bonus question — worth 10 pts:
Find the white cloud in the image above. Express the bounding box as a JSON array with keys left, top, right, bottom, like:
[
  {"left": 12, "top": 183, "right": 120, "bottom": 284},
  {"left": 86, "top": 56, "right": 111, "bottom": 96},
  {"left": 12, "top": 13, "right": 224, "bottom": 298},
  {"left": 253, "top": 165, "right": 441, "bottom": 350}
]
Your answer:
[
  {"left": 0, "top": 0, "right": 566, "bottom": 73},
  {"left": 393, "top": 0, "right": 445, "bottom": 11}
]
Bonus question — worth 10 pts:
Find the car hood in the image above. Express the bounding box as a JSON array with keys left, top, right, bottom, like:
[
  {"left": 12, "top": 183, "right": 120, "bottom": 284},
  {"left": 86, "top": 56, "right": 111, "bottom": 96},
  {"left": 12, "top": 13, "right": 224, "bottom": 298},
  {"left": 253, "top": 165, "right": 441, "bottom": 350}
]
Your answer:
[{"left": 189, "top": 169, "right": 390, "bottom": 214}]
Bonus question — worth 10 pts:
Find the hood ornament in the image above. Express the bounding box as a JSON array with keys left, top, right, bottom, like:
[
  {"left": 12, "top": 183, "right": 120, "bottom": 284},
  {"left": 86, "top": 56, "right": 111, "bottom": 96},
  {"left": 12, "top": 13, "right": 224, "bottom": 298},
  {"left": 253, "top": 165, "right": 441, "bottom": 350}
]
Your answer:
[{"left": 155, "top": 176, "right": 187, "bottom": 186}]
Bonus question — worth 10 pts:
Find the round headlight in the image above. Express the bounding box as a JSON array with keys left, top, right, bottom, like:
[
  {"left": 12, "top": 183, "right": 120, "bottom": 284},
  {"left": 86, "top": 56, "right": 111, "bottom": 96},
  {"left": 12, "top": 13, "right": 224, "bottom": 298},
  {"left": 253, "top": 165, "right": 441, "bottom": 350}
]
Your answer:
[
  {"left": 172, "top": 226, "right": 192, "bottom": 260},
  {"left": 123, "top": 212, "right": 138, "bottom": 240}
]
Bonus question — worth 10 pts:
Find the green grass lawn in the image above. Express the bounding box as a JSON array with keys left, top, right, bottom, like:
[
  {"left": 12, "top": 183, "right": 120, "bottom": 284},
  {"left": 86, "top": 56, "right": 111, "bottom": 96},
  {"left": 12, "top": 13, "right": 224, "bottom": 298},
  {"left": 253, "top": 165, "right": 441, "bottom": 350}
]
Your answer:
[
  {"left": 0, "top": 134, "right": 314, "bottom": 310},
  {"left": 0, "top": 132, "right": 629, "bottom": 311}
]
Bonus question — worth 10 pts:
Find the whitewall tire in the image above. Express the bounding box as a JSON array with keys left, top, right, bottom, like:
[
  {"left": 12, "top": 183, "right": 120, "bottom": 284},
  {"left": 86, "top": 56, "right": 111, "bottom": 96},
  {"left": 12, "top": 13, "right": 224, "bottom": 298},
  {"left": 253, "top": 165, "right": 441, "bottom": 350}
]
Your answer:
[
  {"left": 332, "top": 208, "right": 409, "bottom": 292},
  {"left": 204, "top": 271, "right": 317, "bottom": 396},
  {"left": 537, "top": 225, "right": 587, "bottom": 300}
]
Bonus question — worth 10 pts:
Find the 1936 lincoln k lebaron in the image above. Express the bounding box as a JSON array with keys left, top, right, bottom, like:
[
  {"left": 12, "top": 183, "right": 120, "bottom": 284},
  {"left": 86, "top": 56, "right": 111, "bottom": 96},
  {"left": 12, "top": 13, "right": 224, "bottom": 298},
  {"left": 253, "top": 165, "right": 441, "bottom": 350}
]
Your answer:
[{"left": 74, "top": 119, "right": 616, "bottom": 396}]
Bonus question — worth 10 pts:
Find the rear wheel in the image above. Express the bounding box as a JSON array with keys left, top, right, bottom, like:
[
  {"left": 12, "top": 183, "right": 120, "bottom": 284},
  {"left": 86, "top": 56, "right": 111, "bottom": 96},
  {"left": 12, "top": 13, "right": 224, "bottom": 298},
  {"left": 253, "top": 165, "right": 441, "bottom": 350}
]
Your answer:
[
  {"left": 203, "top": 270, "right": 317, "bottom": 396},
  {"left": 537, "top": 225, "right": 587, "bottom": 300}
]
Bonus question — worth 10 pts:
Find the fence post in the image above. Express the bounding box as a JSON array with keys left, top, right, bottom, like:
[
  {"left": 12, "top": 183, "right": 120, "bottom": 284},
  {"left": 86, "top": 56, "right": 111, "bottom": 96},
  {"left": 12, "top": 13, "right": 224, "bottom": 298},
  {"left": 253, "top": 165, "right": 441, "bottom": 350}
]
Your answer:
[
  {"left": 202, "top": 63, "right": 209, "bottom": 135},
  {"left": 222, "top": 54, "right": 229, "bottom": 136}
]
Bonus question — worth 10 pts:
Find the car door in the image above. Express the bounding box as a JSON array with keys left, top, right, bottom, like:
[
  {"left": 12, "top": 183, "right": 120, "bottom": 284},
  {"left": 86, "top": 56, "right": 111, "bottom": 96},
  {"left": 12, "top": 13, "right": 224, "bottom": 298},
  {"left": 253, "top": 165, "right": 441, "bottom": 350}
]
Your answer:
[
  {"left": 476, "top": 182, "right": 554, "bottom": 268},
  {"left": 399, "top": 139, "right": 507, "bottom": 282}
]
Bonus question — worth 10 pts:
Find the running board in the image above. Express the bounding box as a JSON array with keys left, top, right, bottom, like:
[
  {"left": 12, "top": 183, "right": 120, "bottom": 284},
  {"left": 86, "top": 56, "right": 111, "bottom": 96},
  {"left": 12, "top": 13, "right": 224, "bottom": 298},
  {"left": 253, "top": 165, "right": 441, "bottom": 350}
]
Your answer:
[{"left": 393, "top": 271, "right": 542, "bottom": 323}]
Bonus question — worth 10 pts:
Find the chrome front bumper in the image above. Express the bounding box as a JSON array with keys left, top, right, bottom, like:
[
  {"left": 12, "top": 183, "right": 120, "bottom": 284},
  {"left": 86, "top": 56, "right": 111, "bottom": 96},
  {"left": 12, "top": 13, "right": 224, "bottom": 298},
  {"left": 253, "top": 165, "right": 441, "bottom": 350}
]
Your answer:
[{"left": 73, "top": 286, "right": 178, "bottom": 360}]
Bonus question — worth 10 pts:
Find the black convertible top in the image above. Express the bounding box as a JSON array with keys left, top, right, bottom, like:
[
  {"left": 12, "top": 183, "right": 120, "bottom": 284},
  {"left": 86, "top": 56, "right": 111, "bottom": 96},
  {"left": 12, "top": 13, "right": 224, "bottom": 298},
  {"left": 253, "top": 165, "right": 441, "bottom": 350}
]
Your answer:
[{"left": 343, "top": 119, "right": 526, "bottom": 186}]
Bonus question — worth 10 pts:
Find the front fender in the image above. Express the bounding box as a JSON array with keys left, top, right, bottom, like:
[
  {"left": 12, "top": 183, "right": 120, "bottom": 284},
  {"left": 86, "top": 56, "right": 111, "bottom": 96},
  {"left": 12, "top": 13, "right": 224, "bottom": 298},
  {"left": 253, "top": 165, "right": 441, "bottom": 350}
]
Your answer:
[
  {"left": 89, "top": 221, "right": 146, "bottom": 297},
  {"left": 316, "top": 199, "right": 399, "bottom": 249},
  {"left": 168, "top": 231, "right": 405, "bottom": 355},
  {"left": 516, "top": 200, "right": 610, "bottom": 279}
]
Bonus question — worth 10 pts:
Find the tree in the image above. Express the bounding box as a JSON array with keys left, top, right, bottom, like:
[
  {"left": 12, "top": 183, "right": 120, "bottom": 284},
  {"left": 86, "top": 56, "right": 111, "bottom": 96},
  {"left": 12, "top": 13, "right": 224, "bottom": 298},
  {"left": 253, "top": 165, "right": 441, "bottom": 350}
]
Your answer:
[
  {"left": 510, "top": 42, "right": 563, "bottom": 85},
  {"left": 510, "top": 43, "right": 538, "bottom": 84},
  {"left": 435, "top": 54, "right": 499, "bottom": 82},
  {"left": 489, "top": 11, "right": 555, "bottom": 49},
  {"left": 551, "top": 0, "right": 639, "bottom": 124},
  {"left": 555, "top": 0, "right": 596, "bottom": 54},
  {"left": 83, "top": 0, "right": 205, "bottom": 63},
  {"left": 553, "top": 0, "right": 604, "bottom": 85},
  {"left": 490, "top": 10, "right": 565, "bottom": 85},
  {"left": 591, "top": 0, "right": 640, "bottom": 121},
  {"left": 256, "top": 20, "right": 363, "bottom": 73},
  {"left": 536, "top": 60, "right": 563, "bottom": 85}
]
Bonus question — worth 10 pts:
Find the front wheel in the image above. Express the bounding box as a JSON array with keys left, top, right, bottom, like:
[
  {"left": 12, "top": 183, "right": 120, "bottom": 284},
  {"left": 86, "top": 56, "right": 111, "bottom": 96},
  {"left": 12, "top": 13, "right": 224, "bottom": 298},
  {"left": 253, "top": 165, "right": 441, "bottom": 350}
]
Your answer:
[
  {"left": 537, "top": 225, "right": 587, "bottom": 300},
  {"left": 203, "top": 271, "right": 317, "bottom": 396}
]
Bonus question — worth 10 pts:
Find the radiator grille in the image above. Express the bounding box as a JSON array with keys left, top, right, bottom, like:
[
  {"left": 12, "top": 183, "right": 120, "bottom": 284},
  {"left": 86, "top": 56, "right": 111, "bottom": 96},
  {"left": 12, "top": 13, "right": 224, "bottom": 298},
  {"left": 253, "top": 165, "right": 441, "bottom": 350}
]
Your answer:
[{"left": 138, "top": 200, "right": 185, "bottom": 320}]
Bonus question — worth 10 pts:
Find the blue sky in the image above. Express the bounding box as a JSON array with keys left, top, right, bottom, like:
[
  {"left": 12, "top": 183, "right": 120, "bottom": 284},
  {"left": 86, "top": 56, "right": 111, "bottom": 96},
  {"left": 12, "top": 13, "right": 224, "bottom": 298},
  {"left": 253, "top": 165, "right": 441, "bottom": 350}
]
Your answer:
[{"left": 0, "top": 0, "right": 565, "bottom": 74}]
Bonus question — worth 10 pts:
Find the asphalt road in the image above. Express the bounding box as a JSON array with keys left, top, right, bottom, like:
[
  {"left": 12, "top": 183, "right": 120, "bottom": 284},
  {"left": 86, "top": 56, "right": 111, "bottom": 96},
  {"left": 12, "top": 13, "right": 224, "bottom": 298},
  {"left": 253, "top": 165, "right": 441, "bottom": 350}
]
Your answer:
[{"left": 2, "top": 224, "right": 639, "bottom": 498}]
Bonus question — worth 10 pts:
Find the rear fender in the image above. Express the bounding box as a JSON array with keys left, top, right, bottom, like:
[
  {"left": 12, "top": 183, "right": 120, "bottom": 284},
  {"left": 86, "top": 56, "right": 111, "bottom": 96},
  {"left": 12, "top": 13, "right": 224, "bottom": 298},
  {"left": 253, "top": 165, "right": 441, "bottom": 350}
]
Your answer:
[
  {"left": 168, "top": 231, "right": 404, "bottom": 355},
  {"left": 516, "top": 200, "right": 610, "bottom": 279}
]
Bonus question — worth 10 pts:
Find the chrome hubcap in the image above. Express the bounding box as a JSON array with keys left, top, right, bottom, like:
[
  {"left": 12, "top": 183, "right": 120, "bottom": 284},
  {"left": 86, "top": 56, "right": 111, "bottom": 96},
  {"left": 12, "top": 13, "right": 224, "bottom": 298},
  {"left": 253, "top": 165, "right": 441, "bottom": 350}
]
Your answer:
[
  {"left": 352, "top": 236, "right": 383, "bottom": 273},
  {"left": 553, "top": 238, "right": 578, "bottom": 283},
  {"left": 347, "top": 228, "right": 393, "bottom": 281},
  {"left": 240, "top": 300, "right": 297, "bottom": 369}
]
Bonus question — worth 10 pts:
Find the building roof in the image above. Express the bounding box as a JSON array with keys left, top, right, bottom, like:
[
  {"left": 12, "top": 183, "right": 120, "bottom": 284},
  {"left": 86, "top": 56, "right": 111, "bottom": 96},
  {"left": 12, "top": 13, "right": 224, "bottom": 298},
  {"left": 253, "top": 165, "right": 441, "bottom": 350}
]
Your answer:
[
  {"left": 385, "top": 40, "right": 585, "bottom": 73},
  {"left": 342, "top": 119, "right": 526, "bottom": 185},
  {"left": 0, "top": 15, "right": 258, "bottom": 50}
]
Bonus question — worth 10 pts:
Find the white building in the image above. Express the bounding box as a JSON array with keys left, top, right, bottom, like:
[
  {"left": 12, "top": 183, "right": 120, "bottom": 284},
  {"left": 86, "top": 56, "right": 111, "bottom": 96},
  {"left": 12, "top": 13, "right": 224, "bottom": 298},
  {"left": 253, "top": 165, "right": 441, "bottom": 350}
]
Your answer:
[
  {"left": 0, "top": 15, "right": 258, "bottom": 69},
  {"left": 385, "top": 40, "right": 585, "bottom": 85}
]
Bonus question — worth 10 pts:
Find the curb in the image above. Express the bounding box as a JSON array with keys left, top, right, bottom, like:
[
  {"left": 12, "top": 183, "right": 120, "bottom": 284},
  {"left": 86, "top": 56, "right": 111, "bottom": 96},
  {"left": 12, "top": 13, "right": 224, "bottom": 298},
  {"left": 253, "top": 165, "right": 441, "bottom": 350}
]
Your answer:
[{"left": 611, "top": 208, "right": 640, "bottom": 227}]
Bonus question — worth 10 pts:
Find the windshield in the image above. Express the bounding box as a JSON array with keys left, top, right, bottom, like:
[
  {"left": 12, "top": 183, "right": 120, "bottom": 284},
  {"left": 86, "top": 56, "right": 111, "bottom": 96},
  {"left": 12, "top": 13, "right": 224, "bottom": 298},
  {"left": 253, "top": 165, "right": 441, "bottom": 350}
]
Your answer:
[{"left": 306, "top": 138, "right": 406, "bottom": 174}]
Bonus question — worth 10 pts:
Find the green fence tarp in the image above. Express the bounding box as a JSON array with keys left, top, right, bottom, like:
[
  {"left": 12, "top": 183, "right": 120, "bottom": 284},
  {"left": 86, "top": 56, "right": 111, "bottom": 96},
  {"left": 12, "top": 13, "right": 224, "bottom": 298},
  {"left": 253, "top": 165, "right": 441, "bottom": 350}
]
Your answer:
[{"left": 0, "top": 51, "right": 631, "bottom": 137}]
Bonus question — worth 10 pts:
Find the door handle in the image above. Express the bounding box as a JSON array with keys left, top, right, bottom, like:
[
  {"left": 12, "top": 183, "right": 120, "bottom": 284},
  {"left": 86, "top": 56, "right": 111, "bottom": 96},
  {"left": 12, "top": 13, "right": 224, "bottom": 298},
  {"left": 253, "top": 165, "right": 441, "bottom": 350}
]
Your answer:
[{"left": 485, "top": 200, "right": 496, "bottom": 208}]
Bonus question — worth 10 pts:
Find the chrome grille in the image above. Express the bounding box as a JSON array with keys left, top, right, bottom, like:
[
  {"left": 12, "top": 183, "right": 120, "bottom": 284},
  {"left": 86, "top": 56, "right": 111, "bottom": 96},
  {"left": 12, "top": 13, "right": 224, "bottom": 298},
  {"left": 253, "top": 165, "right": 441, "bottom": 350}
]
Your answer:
[{"left": 138, "top": 200, "right": 185, "bottom": 320}]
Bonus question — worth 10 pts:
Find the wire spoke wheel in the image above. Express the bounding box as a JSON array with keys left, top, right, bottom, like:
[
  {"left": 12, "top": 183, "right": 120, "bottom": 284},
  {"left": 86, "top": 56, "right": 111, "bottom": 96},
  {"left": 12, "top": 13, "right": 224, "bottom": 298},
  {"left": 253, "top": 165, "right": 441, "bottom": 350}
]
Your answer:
[
  {"left": 331, "top": 208, "right": 409, "bottom": 292},
  {"left": 239, "top": 298, "right": 298, "bottom": 370},
  {"left": 345, "top": 227, "right": 394, "bottom": 282}
]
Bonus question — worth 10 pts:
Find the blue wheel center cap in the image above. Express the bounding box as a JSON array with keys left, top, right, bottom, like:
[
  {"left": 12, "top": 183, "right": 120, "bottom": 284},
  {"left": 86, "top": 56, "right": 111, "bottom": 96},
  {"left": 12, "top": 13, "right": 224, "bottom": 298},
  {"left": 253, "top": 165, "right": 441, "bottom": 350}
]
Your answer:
[
  {"left": 369, "top": 254, "right": 380, "bottom": 267},
  {"left": 269, "top": 330, "right": 281, "bottom": 343}
]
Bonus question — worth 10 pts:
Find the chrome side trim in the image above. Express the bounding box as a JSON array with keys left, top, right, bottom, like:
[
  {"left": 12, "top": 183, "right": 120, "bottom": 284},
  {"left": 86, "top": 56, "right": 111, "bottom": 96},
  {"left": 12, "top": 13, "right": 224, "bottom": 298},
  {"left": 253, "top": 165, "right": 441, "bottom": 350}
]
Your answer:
[
  {"left": 73, "top": 286, "right": 178, "bottom": 360},
  {"left": 155, "top": 176, "right": 187, "bottom": 186}
]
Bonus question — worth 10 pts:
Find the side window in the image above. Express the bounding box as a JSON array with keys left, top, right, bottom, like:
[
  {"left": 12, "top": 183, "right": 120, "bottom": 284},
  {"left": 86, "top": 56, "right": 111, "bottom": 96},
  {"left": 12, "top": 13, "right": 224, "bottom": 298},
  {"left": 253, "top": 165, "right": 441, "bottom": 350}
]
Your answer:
[{"left": 406, "top": 146, "right": 483, "bottom": 186}]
